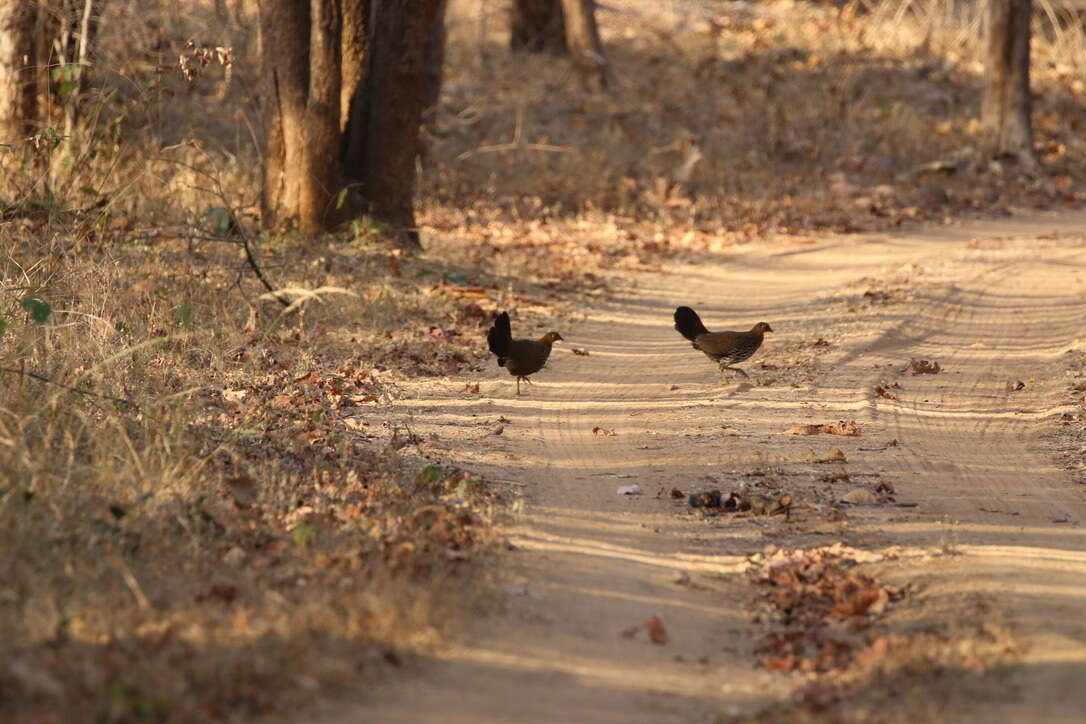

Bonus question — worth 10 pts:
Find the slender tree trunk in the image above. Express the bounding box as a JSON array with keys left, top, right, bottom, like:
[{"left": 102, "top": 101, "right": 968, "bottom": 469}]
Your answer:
[
  {"left": 299, "top": 0, "right": 343, "bottom": 229},
  {"left": 982, "top": 0, "right": 1038, "bottom": 169},
  {"left": 560, "top": 0, "right": 607, "bottom": 89},
  {"left": 511, "top": 0, "right": 565, "bottom": 54},
  {"left": 259, "top": 0, "right": 309, "bottom": 229},
  {"left": 343, "top": 0, "right": 444, "bottom": 251},
  {"left": 0, "top": 2, "right": 39, "bottom": 144}
]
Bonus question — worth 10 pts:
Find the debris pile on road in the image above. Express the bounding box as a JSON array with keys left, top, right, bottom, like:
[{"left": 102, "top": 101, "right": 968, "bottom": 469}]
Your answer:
[{"left": 745, "top": 543, "right": 901, "bottom": 673}]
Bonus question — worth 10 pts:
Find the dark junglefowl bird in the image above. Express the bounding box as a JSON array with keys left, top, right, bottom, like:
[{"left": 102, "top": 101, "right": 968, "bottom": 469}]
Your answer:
[
  {"left": 487, "top": 311, "right": 563, "bottom": 395},
  {"left": 673, "top": 306, "right": 772, "bottom": 381}
]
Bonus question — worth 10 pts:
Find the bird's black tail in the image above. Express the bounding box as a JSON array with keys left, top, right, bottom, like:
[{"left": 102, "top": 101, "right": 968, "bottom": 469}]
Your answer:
[
  {"left": 674, "top": 306, "right": 710, "bottom": 342},
  {"left": 487, "top": 311, "right": 512, "bottom": 365}
]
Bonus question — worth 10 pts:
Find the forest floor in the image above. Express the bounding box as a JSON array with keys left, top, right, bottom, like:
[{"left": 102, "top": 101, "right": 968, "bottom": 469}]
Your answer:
[{"left": 297, "top": 209, "right": 1086, "bottom": 723}]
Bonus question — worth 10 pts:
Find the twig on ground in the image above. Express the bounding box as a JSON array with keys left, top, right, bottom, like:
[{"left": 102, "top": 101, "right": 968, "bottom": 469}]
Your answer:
[{"left": 0, "top": 366, "right": 134, "bottom": 406}]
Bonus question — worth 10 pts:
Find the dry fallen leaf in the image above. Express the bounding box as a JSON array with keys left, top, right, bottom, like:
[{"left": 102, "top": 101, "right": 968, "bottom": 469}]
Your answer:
[
  {"left": 874, "top": 384, "right": 899, "bottom": 400},
  {"left": 592, "top": 426, "right": 616, "bottom": 436},
  {"left": 225, "top": 475, "right": 259, "bottom": 508},
  {"left": 464, "top": 382, "right": 480, "bottom": 394},
  {"left": 222, "top": 388, "right": 247, "bottom": 405},
  {"left": 808, "top": 447, "right": 847, "bottom": 464},
  {"left": 644, "top": 615, "right": 669, "bottom": 645},
  {"left": 1006, "top": 380, "right": 1025, "bottom": 392},
  {"left": 571, "top": 348, "right": 590, "bottom": 356},
  {"left": 841, "top": 488, "right": 876, "bottom": 504}
]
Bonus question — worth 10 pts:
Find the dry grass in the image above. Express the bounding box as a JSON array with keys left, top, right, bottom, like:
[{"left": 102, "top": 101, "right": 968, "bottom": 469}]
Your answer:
[
  {"left": 0, "top": 222, "right": 526, "bottom": 720},
  {"left": 2, "top": 0, "right": 1086, "bottom": 720}
]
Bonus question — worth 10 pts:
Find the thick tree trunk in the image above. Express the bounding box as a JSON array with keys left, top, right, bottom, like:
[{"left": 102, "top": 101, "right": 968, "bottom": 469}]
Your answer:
[
  {"left": 0, "top": 3, "right": 40, "bottom": 144},
  {"left": 259, "top": 0, "right": 344, "bottom": 233},
  {"left": 511, "top": 0, "right": 565, "bottom": 54},
  {"left": 343, "top": 0, "right": 444, "bottom": 251},
  {"left": 560, "top": 0, "right": 607, "bottom": 89},
  {"left": 982, "top": 0, "right": 1038, "bottom": 169},
  {"left": 259, "top": 0, "right": 443, "bottom": 245}
]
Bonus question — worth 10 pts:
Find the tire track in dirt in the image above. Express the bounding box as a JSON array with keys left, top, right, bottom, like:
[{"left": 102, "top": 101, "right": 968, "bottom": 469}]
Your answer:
[
  {"left": 850, "top": 248, "right": 1086, "bottom": 722},
  {"left": 315, "top": 212, "right": 1086, "bottom": 723}
]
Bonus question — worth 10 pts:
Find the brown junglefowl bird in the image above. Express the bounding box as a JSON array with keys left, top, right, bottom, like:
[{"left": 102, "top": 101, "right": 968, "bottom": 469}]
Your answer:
[
  {"left": 674, "top": 306, "right": 772, "bottom": 381},
  {"left": 487, "top": 311, "right": 563, "bottom": 395}
]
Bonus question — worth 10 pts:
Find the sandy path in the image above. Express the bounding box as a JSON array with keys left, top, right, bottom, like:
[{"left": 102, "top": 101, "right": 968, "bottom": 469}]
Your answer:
[{"left": 315, "top": 211, "right": 1086, "bottom": 722}]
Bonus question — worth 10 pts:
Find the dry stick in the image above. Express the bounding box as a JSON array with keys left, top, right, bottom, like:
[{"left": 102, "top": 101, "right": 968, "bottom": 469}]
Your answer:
[
  {"left": 239, "top": 233, "right": 290, "bottom": 307},
  {"left": 0, "top": 366, "right": 134, "bottom": 406}
]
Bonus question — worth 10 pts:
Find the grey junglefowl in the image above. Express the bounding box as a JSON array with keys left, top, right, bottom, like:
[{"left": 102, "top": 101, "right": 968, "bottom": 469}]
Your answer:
[
  {"left": 673, "top": 306, "right": 772, "bottom": 381},
  {"left": 487, "top": 311, "right": 563, "bottom": 395}
]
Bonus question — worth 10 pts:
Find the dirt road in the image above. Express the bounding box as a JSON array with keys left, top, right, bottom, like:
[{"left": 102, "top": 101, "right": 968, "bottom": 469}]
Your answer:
[{"left": 318, "top": 211, "right": 1086, "bottom": 722}]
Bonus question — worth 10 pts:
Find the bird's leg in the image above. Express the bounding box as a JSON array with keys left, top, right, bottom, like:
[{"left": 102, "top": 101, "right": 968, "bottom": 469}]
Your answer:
[
  {"left": 516, "top": 377, "right": 522, "bottom": 396},
  {"left": 718, "top": 363, "right": 750, "bottom": 381}
]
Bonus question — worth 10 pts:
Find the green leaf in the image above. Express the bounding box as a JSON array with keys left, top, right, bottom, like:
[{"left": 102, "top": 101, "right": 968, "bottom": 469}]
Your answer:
[
  {"left": 292, "top": 523, "right": 317, "bottom": 548},
  {"left": 21, "top": 297, "right": 52, "bottom": 323},
  {"left": 0, "top": 317, "right": 6, "bottom": 337},
  {"left": 175, "top": 304, "right": 193, "bottom": 328},
  {"left": 418, "top": 465, "right": 444, "bottom": 487},
  {"left": 78, "top": 186, "right": 98, "bottom": 196},
  {"left": 335, "top": 183, "right": 362, "bottom": 210},
  {"left": 444, "top": 271, "right": 468, "bottom": 285},
  {"left": 335, "top": 187, "right": 350, "bottom": 210}
]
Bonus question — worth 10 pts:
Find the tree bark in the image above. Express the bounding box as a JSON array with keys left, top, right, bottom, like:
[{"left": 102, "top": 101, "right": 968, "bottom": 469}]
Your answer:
[
  {"left": 258, "top": 0, "right": 310, "bottom": 229},
  {"left": 982, "top": 0, "right": 1038, "bottom": 169},
  {"left": 343, "top": 0, "right": 444, "bottom": 251},
  {"left": 511, "top": 0, "right": 565, "bottom": 54},
  {"left": 259, "top": 0, "right": 443, "bottom": 245},
  {"left": 560, "top": 0, "right": 607, "bottom": 89},
  {"left": 0, "top": 2, "right": 40, "bottom": 144}
]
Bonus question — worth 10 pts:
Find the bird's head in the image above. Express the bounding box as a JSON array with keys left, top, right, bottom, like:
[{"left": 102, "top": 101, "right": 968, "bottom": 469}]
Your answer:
[
  {"left": 750, "top": 322, "right": 773, "bottom": 334},
  {"left": 541, "top": 332, "right": 564, "bottom": 345}
]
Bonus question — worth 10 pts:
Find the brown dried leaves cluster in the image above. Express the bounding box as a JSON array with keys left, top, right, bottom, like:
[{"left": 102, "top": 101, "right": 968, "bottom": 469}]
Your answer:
[
  {"left": 747, "top": 543, "right": 902, "bottom": 673},
  {"left": 785, "top": 420, "right": 860, "bottom": 436}
]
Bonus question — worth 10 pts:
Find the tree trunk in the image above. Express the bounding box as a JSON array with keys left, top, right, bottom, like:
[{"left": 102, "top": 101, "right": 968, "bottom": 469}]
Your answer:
[
  {"left": 982, "top": 0, "right": 1038, "bottom": 169},
  {"left": 560, "top": 0, "right": 607, "bottom": 89},
  {"left": 511, "top": 0, "right": 565, "bottom": 54},
  {"left": 259, "top": 0, "right": 345, "bottom": 233},
  {"left": 259, "top": 0, "right": 443, "bottom": 244},
  {"left": 0, "top": 2, "right": 40, "bottom": 144},
  {"left": 343, "top": 0, "right": 444, "bottom": 251}
]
